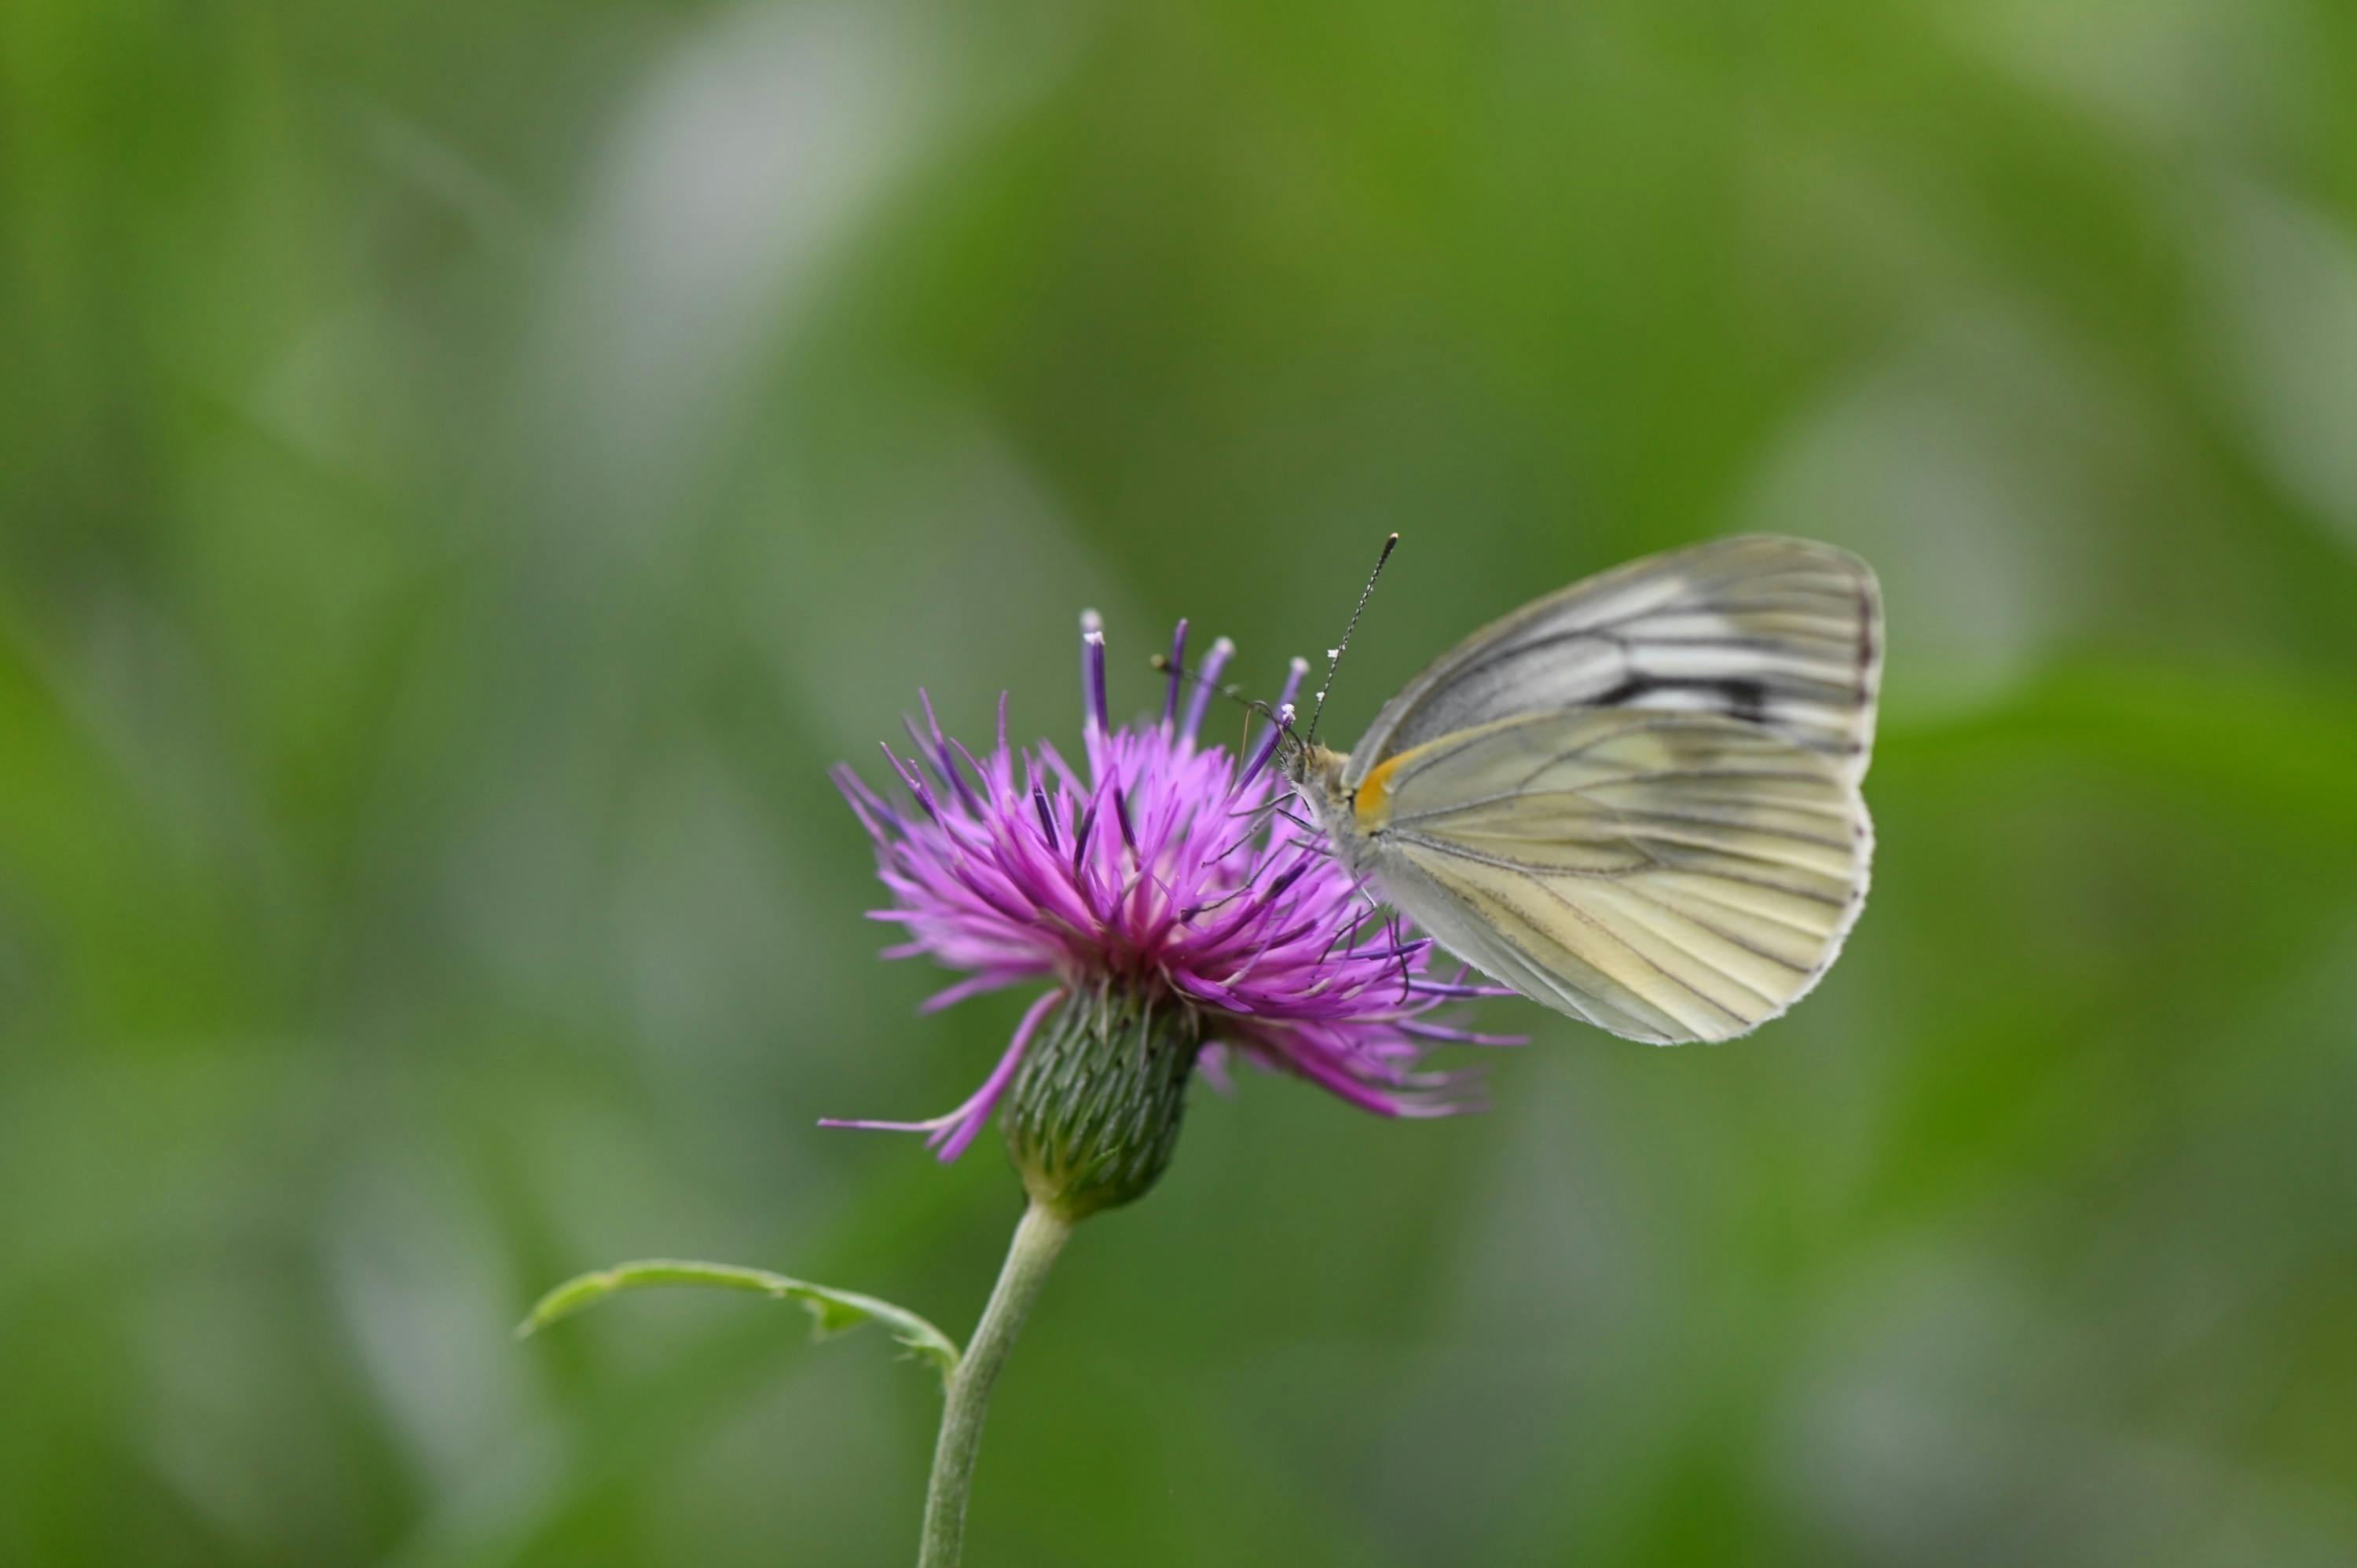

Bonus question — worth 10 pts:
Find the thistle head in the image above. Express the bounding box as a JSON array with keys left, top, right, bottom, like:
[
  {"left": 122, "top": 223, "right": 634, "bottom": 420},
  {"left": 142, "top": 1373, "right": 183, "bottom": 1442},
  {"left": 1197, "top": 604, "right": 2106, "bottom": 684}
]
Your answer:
[{"left": 825, "top": 612, "right": 1516, "bottom": 1219}]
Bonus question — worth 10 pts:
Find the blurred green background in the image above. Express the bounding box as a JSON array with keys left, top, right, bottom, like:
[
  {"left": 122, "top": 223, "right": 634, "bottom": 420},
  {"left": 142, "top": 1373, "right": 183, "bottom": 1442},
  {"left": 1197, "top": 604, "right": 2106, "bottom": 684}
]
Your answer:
[{"left": 6, "top": 1, "right": 2357, "bottom": 1564}]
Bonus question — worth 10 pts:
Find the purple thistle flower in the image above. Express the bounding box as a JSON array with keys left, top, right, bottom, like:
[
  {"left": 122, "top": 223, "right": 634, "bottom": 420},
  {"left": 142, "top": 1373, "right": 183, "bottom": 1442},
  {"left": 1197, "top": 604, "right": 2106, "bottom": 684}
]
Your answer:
[{"left": 825, "top": 611, "right": 1517, "bottom": 1175}]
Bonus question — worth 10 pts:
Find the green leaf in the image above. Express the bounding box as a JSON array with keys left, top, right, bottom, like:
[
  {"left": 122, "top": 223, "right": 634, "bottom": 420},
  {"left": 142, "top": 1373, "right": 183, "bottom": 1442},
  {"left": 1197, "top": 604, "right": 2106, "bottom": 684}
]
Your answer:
[{"left": 515, "top": 1258, "right": 961, "bottom": 1383}]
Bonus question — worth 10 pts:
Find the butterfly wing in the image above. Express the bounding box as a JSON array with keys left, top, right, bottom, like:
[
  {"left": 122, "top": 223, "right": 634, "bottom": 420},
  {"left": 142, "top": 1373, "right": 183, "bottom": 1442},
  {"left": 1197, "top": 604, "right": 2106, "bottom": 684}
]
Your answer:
[
  {"left": 1358, "top": 707, "right": 1871, "bottom": 1043},
  {"left": 1347, "top": 535, "right": 1882, "bottom": 790}
]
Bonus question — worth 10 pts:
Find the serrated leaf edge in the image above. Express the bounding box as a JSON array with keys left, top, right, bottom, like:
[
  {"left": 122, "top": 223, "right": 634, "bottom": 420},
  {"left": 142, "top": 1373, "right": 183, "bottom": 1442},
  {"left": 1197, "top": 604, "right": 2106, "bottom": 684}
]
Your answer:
[{"left": 515, "top": 1258, "right": 961, "bottom": 1384}]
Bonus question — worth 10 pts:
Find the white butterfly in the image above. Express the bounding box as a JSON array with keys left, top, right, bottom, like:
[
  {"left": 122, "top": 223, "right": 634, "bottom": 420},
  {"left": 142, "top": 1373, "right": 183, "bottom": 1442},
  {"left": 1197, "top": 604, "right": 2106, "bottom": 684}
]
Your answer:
[{"left": 1288, "top": 534, "right": 1881, "bottom": 1044}]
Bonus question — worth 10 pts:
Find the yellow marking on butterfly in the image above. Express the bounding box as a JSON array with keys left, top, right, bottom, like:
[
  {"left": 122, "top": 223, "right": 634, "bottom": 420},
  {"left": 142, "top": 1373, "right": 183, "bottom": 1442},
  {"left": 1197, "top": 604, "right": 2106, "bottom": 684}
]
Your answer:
[
  {"left": 1358, "top": 712, "right": 1537, "bottom": 830},
  {"left": 1353, "top": 749, "right": 1414, "bottom": 830},
  {"left": 1353, "top": 719, "right": 1530, "bottom": 832}
]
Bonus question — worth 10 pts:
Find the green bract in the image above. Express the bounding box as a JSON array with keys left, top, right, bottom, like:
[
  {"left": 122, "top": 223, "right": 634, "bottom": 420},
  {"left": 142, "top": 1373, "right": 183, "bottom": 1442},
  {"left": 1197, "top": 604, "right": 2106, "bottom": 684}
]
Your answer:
[{"left": 1002, "top": 983, "right": 1204, "bottom": 1220}]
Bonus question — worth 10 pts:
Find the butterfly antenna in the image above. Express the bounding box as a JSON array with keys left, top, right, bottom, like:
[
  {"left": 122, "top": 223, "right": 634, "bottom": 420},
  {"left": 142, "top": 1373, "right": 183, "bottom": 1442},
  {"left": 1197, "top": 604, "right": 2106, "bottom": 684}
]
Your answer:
[
  {"left": 1149, "top": 652, "right": 1274, "bottom": 726},
  {"left": 1306, "top": 533, "right": 1399, "bottom": 746}
]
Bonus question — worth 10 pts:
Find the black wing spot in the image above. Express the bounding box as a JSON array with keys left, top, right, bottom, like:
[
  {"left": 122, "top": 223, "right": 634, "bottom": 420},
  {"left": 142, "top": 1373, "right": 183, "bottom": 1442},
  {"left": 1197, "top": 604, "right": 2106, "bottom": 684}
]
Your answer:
[
  {"left": 1719, "top": 676, "right": 1769, "bottom": 724},
  {"left": 1596, "top": 673, "right": 1770, "bottom": 725},
  {"left": 1594, "top": 675, "right": 1656, "bottom": 709}
]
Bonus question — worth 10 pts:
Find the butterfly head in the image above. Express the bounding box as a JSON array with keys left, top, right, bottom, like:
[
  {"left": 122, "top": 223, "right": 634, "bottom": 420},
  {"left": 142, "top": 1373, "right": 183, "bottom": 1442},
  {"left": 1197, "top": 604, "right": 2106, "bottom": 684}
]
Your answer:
[
  {"left": 1297, "top": 742, "right": 1351, "bottom": 801},
  {"left": 1274, "top": 727, "right": 1362, "bottom": 852}
]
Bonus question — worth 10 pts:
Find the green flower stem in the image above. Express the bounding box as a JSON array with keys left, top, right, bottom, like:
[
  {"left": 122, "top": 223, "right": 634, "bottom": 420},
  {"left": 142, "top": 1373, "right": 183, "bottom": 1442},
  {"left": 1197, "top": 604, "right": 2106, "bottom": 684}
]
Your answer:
[{"left": 919, "top": 1201, "right": 1073, "bottom": 1568}]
